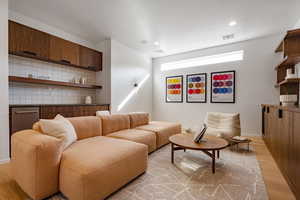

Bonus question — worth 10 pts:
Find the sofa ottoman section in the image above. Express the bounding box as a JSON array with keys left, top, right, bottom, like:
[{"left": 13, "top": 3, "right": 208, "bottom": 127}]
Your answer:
[
  {"left": 59, "top": 136, "right": 148, "bottom": 200},
  {"left": 136, "top": 121, "right": 181, "bottom": 148},
  {"left": 107, "top": 129, "right": 156, "bottom": 153}
]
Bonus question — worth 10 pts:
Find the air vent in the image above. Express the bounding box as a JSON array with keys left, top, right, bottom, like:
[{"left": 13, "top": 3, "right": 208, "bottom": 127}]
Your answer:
[{"left": 223, "top": 34, "right": 235, "bottom": 40}]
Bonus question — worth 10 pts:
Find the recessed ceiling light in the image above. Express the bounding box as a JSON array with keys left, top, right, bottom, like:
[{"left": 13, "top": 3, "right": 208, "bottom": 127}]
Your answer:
[
  {"left": 229, "top": 21, "right": 237, "bottom": 26},
  {"left": 154, "top": 41, "right": 160, "bottom": 46}
]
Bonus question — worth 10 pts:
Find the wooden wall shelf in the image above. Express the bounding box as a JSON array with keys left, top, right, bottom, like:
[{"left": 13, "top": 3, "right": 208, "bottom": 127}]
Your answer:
[
  {"left": 275, "top": 55, "right": 300, "bottom": 70},
  {"left": 9, "top": 76, "right": 102, "bottom": 89},
  {"left": 275, "top": 78, "right": 300, "bottom": 88}
]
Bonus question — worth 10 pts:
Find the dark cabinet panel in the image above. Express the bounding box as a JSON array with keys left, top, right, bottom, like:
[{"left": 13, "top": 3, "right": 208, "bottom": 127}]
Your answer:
[
  {"left": 49, "top": 36, "right": 80, "bottom": 66},
  {"left": 80, "top": 46, "right": 102, "bottom": 71},
  {"left": 291, "top": 112, "right": 300, "bottom": 197},
  {"left": 40, "top": 105, "right": 110, "bottom": 119},
  {"left": 9, "top": 21, "right": 50, "bottom": 58},
  {"left": 10, "top": 107, "right": 40, "bottom": 134},
  {"left": 262, "top": 105, "right": 300, "bottom": 199}
]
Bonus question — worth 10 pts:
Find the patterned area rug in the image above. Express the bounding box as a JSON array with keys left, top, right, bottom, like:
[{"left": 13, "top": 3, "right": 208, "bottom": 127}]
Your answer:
[{"left": 47, "top": 144, "right": 268, "bottom": 200}]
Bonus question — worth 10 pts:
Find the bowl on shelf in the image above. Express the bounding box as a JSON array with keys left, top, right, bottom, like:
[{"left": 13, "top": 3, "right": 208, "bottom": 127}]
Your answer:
[{"left": 280, "top": 95, "right": 298, "bottom": 107}]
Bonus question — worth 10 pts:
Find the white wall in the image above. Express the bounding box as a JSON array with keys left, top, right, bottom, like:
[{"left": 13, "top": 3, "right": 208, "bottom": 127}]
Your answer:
[
  {"left": 295, "top": 19, "right": 300, "bottom": 29},
  {"left": 96, "top": 39, "right": 111, "bottom": 104},
  {"left": 152, "top": 34, "right": 283, "bottom": 136},
  {"left": 110, "top": 40, "right": 152, "bottom": 115},
  {"left": 0, "top": 0, "right": 9, "bottom": 163}
]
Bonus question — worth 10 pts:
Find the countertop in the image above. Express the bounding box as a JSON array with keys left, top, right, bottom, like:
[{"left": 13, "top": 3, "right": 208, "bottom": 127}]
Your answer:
[
  {"left": 262, "top": 104, "right": 300, "bottom": 113},
  {"left": 10, "top": 104, "right": 110, "bottom": 107}
]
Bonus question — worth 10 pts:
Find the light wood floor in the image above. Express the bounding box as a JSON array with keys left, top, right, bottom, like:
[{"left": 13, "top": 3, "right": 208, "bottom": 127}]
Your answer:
[
  {"left": 0, "top": 137, "right": 296, "bottom": 200},
  {"left": 249, "top": 137, "right": 296, "bottom": 200}
]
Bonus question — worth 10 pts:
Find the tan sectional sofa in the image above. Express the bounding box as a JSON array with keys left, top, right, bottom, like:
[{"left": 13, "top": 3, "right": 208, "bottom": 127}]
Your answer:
[{"left": 11, "top": 113, "right": 181, "bottom": 200}]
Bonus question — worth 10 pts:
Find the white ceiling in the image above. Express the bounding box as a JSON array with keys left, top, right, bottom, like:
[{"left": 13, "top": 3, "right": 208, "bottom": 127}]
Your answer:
[{"left": 9, "top": 0, "right": 300, "bottom": 57}]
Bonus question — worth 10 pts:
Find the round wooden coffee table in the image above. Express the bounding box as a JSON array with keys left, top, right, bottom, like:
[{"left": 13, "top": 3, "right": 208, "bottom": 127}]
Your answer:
[{"left": 169, "top": 134, "right": 229, "bottom": 173}]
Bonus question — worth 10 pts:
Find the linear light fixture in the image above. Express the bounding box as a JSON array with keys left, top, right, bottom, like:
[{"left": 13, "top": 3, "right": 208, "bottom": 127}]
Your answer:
[
  {"left": 117, "top": 74, "right": 150, "bottom": 111},
  {"left": 160, "top": 50, "right": 244, "bottom": 71}
]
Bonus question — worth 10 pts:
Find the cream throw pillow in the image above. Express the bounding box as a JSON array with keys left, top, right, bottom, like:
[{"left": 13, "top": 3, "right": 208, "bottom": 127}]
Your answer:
[{"left": 39, "top": 114, "right": 77, "bottom": 149}]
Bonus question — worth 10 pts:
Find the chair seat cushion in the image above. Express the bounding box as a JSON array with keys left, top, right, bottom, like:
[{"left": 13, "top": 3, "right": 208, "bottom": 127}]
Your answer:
[
  {"left": 107, "top": 129, "right": 156, "bottom": 153},
  {"left": 59, "top": 136, "right": 148, "bottom": 200},
  {"left": 136, "top": 121, "right": 181, "bottom": 148}
]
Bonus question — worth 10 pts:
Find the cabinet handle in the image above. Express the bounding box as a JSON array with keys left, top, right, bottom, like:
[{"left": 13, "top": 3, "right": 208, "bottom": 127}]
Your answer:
[
  {"left": 14, "top": 111, "right": 39, "bottom": 114},
  {"left": 21, "top": 51, "right": 37, "bottom": 56},
  {"left": 266, "top": 107, "right": 270, "bottom": 113},
  {"left": 60, "top": 59, "right": 71, "bottom": 64},
  {"left": 278, "top": 109, "right": 283, "bottom": 119}
]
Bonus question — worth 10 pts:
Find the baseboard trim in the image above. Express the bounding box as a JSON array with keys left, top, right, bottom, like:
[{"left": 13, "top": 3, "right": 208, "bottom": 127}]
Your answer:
[{"left": 0, "top": 158, "right": 10, "bottom": 164}]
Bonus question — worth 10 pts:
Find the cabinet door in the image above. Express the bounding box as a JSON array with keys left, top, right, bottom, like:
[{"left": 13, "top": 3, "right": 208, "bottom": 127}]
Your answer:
[
  {"left": 9, "top": 21, "right": 49, "bottom": 58},
  {"left": 278, "top": 110, "right": 290, "bottom": 173},
  {"left": 290, "top": 112, "right": 300, "bottom": 196},
  {"left": 49, "top": 36, "right": 79, "bottom": 66},
  {"left": 79, "top": 46, "right": 102, "bottom": 71},
  {"left": 270, "top": 107, "right": 279, "bottom": 158}
]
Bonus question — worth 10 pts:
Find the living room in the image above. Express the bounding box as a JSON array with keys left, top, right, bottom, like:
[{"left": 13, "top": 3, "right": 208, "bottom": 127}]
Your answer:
[{"left": 1, "top": 0, "right": 300, "bottom": 200}]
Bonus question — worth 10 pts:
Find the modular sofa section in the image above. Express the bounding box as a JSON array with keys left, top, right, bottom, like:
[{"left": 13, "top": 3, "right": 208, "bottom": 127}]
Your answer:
[
  {"left": 136, "top": 121, "right": 181, "bottom": 148},
  {"left": 108, "top": 129, "right": 156, "bottom": 153},
  {"left": 59, "top": 136, "right": 148, "bottom": 200}
]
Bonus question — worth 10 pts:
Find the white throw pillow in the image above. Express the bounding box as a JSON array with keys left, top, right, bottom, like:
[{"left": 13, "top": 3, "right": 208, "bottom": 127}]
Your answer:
[
  {"left": 39, "top": 114, "right": 77, "bottom": 149},
  {"left": 96, "top": 110, "right": 110, "bottom": 116}
]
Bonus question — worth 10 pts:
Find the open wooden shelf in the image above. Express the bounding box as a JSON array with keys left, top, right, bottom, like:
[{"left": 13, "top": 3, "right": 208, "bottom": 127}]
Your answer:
[
  {"left": 275, "top": 78, "right": 300, "bottom": 88},
  {"left": 9, "top": 76, "right": 102, "bottom": 89},
  {"left": 275, "top": 41, "right": 284, "bottom": 53},
  {"left": 274, "top": 28, "right": 300, "bottom": 53},
  {"left": 275, "top": 55, "right": 300, "bottom": 70}
]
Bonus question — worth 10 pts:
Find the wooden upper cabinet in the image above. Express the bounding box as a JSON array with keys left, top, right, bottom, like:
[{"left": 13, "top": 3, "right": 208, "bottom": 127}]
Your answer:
[
  {"left": 49, "top": 36, "right": 80, "bottom": 66},
  {"left": 79, "top": 46, "right": 102, "bottom": 71},
  {"left": 9, "top": 20, "right": 50, "bottom": 58},
  {"left": 8, "top": 21, "right": 103, "bottom": 71}
]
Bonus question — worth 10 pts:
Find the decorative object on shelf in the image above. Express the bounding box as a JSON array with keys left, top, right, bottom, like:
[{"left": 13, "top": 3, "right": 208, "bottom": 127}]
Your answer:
[
  {"left": 286, "top": 68, "right": 297, "bottom": 79},
  {"left": 186, "top": 73, "right": 207, "bottom": 103},
  {"left": 280, "top": 95, "right": 297, "bottom": 107},
  {"left": 37, "top": 75, "right": 50, "bottom": 80},
  {"left": 166, "top": 75, "right": 183, "bottom": 103},
  {"left": 297, "top": 63, "right": 300, "bottom": 78},
  {"left": 211, "top": 70, "right": 235, "bottom": 103},
  {"left": 85, "top": 96, "right": 92, "bottom": 104},
  {"left": 80, "top": 77, "right": 87, "bottom": 84}
]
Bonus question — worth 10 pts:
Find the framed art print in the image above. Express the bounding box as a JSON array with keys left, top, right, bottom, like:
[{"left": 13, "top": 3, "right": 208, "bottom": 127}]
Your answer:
[
  {"left": 186, "top": 73, "right": 207, "bottom": 103},
  {"left": 166, "top": 75, "right": 183, "bottom": 103},
  {"left": 211, "top": 70, "right": 235, "bottom": 103}
]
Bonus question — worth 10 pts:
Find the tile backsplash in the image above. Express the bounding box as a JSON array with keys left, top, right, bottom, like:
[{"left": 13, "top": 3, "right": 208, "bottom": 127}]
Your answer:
[{"left": 9, "top": 55, "right": 97, "bottom": 105}]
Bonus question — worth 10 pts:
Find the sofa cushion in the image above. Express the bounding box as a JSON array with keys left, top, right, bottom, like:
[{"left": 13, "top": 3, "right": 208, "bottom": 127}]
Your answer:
[
  {"left": 136, "top": 121, "right": 181, "bottom": 148},
  {"left": 101, "top": 114, "right": 130, "bottom": 135},
  {"left": 33, "top": 116, "right": 102, "bottom": 141},
  {"left": 129, "top": 112, "right": 150, "bottom": 128},
  {"left": 107, "top": 129, "right": 156, "bottom": 153},
  {"left": 60, "top": 136, "right": 148, "bottom": 200},
  {"left": 68, "top": 116, "right": 102, "bottom": 140}
]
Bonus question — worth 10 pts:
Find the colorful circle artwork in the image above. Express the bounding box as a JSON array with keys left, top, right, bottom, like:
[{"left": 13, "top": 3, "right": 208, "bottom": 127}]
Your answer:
[
  {"left": 187, "top": 74, "right": 206, "bottom": 103},
  {"left": 211, "top": 71, "right": 235, "bottom": 103}
]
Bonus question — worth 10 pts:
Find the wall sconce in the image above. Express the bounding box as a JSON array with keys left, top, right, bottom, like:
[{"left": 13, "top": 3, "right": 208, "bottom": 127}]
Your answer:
[{"left": 134, "top": 83, "right": 138, "bottom": 87}]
